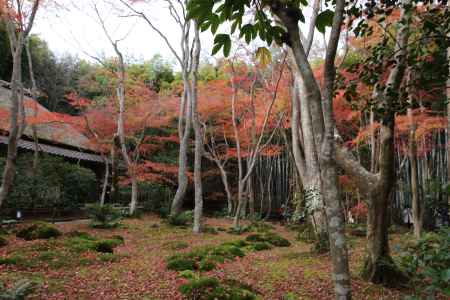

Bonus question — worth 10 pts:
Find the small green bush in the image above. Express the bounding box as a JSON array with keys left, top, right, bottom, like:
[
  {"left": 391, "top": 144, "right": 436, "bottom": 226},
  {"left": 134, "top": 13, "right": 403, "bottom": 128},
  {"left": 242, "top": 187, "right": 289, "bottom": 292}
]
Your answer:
[
  {"left": 16, "top": 223, "right": 61, "bottom": 241},
  {"left": 252, "top": 242, "right": 272, "bottom": 251},
  {"left": 0, "top": 279, "right": 38, "bottom": 300},
  {"left": 98, "top": 253, "right": 120, "bottom": 262},
  {"left": 245, "top": 234, "right": 265, "bottom": 243},
  {"left": 400, "top": 228, "right": 450, "bottom": 298},
  {"left": 247, "top": 221, "right": 274, "bottom": 233},
  {"left": 179, "top": 276, "right": 258, "bottom": 300},
  {"left": 203, "top": 226, "right": 219, "bottom": 235},
  {"left": 167, "top": 211, "right": 193, "bottom": 227},
  {"left": 87, "top": 204, "right": 122, "bottom": 229},
  {"left": 110, "top": 235, "right": 125, "bottom": 245},
  {"left": 199, "top": 258, "right": 216, "bottom": 271},
  {"left": 222, "top": 240, "right": 248, "bottom": 248},
  {"left": 94, "top": 239, "right": 122, "bottom": 253},
  {"left": 211, "top": 245, "right": 245, "bottom": 259},
  {"left": 296, "top": 223, "right": 316, "bottom": 243},
  {"left": 179, "top": 276, "right": 220, "bottom": 299},
  {"left": 311, "top": 232, "right": 330, "bottom": 254},
  {"left": 164, "top": 241, "right": 189, "bottom": 250},
  {"left": 0, "top": 255, "right": 26, "bottom": 266},
  {"left": 166, "top": 255, "right": 197, "bottom": 271},
  {"left": 0, "top": 236, "right": 7, "bottom": 247},
  {"left": 246, "top": 232, "right": 291, "bottom": 247},
  {"left": 265, "top": 233, "right": 291, "bottom": 247},
  {"left": 65, "top": 231, "right": 95, "bottom": 240}
]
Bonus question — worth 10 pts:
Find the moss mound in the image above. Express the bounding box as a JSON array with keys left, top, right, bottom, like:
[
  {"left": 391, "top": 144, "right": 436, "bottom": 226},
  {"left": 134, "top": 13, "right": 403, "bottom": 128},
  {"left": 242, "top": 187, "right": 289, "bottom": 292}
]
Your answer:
[
  {"left": 0, "top": 236, "right": 7, "bottom": 247},
  {"left": 252, "top": 242, "right": 272, "bottom": 251},
  {"left": 16, "top": 223, "right": 61, "bottom": 241},
  {"left": 245, "top": 232, "right": 291, "bottom": 247},
  {"left": 179, "top": 276, "right": 258, "bottom": 300}
]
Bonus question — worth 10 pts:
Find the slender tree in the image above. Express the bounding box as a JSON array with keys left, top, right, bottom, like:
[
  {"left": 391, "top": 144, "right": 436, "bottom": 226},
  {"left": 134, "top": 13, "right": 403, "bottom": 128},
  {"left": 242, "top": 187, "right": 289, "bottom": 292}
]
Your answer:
[{"left": 0, "top": 0, "right": 40, "bottom": 208}]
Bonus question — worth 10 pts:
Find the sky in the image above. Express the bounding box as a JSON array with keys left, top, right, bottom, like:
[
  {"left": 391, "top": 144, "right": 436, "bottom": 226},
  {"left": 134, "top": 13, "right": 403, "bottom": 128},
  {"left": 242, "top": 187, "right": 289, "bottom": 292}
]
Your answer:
[
  {"left": 31, "top": 0, "right": 216, "bottom": 65},
  {"left": 31, "top": 0, "right": 319, "bottom": 66}
]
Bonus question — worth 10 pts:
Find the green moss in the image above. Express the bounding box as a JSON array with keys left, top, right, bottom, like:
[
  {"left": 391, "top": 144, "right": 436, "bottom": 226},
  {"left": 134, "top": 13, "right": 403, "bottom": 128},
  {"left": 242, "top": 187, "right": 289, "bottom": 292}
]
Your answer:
[
  {"left": 16, "top": 223, "right": 61, "bottom": 241},
  {"left": 99, "top": 253, "right": 120, "bottom": 262},
  {"left": 166, "top": 255, "right": 197, "bottom": 271},
  {"left": 0, "top": 255, "right": 26, "bottom": 266},
  {"left": 179, "top": 276, "right": 258, "bottom": 300},
  {"left": 245, "top": 234, "right": 265, "bottom": 243},
  {"left": 164, "top": 241, "right": 189, "bottom": 250},
  {"left": 0, "top": 236, "right": 7, "bottom": 247},
  {"left": 65, "top": 231, "right": 95, "bottom": 240},
  {"left": 265, "top": 233, "right": 291, "bottom": 247},
  {"left": 246, "top": 232, "right": 291, "bottom": 248},
  {"left": 252, "top": 242, "right": 272, "bottom": 251},
  {"left": 94, "top": 240, "right": 120, "bottom": 253},
  {"left": 199, "top": 258, "right": 216, "bottom": 271}
]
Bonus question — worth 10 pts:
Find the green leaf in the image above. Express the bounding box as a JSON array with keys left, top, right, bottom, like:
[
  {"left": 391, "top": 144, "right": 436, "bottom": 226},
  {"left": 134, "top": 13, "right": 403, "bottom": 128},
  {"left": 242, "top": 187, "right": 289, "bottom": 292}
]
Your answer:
[
  {"left": 316, "top": 9, "right": 335, "bottom": 33},
  {"left": 212, "top": 34, "right": 231, "bottom": 57}
]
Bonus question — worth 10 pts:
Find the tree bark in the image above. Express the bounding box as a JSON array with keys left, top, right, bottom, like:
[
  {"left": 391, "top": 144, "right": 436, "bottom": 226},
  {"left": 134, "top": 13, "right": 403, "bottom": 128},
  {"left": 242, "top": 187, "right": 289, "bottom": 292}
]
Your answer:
[
  {"left": 0, "top": 1, "right": 40, "bottom": 208},
  {"left": 191, "top": 23, "right": 203, "bottom": 233}
]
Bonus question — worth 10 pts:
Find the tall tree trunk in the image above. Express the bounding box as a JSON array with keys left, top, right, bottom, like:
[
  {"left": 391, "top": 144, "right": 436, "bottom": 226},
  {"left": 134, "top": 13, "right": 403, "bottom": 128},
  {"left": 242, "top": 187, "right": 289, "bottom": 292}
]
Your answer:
[
  {"left": 447, "top": 8, "right": 450, "bottom": 215},
  {"left": 191, "top": 23, "right": 203, "bottom": 233},
  {"left": 407, "top": 72, "right": 422, "bottom": 238},
  {"left": 100, "top": 154, "right": 110, "bottom": 206},
  {"left": 129, "top": 177, "right": 138, "bottom": 215}
]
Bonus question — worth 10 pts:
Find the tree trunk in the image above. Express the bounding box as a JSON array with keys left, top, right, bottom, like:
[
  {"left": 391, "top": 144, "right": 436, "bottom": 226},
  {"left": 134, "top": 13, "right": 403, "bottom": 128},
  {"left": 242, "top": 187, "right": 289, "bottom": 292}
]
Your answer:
[
  {"left": 0, "top": 40, "right": 24, "bottom": 208},
  {"left": 217, "top": 164, "right": 232, "bottom": 214},
  {"left": 191, "top": 23, "right": 203, "bottom": 233},
  {"left": 100, "top": 155, "right": 109, "bottom": 206},
  {"left": 129, "top": 177, "right": 138, "bottom": 215},
  {"left": 171, "top": 85, "right": 192, "bottom": 215},
  {"left": 407, "top": 75, "right": 422, "bottom": 238}
]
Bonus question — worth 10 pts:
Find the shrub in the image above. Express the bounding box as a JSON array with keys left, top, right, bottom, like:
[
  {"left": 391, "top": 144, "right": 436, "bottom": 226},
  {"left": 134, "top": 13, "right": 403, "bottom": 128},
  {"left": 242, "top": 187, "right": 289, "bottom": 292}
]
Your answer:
[
  {"left": 246, "top": 232, "right": 291, "bottom": 247},
  {"left": 0, "top": 279, "right": 38, "bottom": 300},
  {"left": 247, "top": 221, "right": 274, "bottom": 233},
  {"left": 94, "top": 239, "right": 122, "bottom": 253},
  {"left": 65, "top": 231, "right": 94, "bottom": 240},
  {"left": 167, "top": 211, "right": 193, "bottom": 227},
  {"left": 222, "top": 240, "right": 248, "bottom": 248},
  {"left": 110, "top": 235, "right": 125, "bottom": 245},
  {"left": 311, "top": 232, "right": 330, "bottom": 254},
  {"left": 199, "top": 259, "right": 216, "bottom": 271},
  {"left": 400, "top": 228, "right": 450, "bottom": 298},
  {"left": 179, "top": 276, "right": 258, "bottom": 300},
  {"left": 166, "top": 243, "right": 245, "bottom": 272},
  {"left": 296, "top": 223, "right": 316, "bottom": 243},
  {"left": 98, "top": 253, "right": 120, "bottom": 263},
  {"left": 179, "top": 276, "right": 220, "bottom": 299},
  {"left": 245, "top": 234, "right": 265, "bottom": 243},
  {"left": 87, "top": 204, "right": 122, "bottom": 229},
  {"left": 211, "top": 245, "right": 245, "bottom": 259},
  {"left": 0, "top": 236, "right": 7, "bottom": 247},
  {"left": 166, "top": 255, "right": 197, "bottom": 271},
  {"left": 16, "top": 223, "right": 61, "bottom": 241},
  {"left": 265, "top": 233, "right": 291, "bottom": 247},
  {"left": 203, "top": 226, "right": 219, "bottom": 235},
  {"left": 252, "top": 242, "right": 272, "bottom": 251},
  {"left": 164, "top": 241, "right": 189, "bottom": 250}
]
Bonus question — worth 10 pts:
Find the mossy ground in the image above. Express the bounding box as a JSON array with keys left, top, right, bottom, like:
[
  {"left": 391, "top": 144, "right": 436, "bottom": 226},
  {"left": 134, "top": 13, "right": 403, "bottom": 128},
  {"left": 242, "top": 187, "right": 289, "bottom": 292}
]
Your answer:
[{"left": 0, "top": 216, "right": 411, "bottom": 299}]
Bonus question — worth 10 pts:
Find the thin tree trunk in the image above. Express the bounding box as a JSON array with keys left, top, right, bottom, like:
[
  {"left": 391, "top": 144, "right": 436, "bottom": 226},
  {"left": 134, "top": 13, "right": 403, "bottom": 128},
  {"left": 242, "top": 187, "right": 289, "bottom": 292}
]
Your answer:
[
  {"left": 191, "top": 23, "right": 203, "bottom": 233},
  {"left": 407, "top": 71, "right": 422, "bottom": 238},
  {"left": 100, "top": 154, "right": 109, "bottom": 206}
]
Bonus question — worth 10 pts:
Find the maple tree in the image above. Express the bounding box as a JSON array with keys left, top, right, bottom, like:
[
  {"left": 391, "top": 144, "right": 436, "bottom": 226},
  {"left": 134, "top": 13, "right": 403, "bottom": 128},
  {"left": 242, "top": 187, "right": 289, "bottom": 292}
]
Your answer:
[{"left": 0, "top": 0, "right": 41, "bottom": 208}]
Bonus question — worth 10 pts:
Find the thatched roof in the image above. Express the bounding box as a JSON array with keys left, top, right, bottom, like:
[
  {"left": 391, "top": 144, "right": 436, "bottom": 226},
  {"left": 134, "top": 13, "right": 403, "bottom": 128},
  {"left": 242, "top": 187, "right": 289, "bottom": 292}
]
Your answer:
[{"left": 0, "top": 82, "right": 95, "bottom": 152}]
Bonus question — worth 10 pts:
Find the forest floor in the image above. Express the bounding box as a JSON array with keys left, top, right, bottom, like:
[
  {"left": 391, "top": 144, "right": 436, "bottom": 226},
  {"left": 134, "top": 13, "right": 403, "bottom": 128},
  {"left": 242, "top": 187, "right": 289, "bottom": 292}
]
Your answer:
[{"left": 0, "top": 215, "right": 413, "bottom": 299}]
